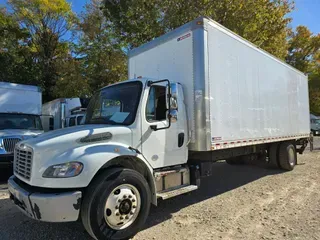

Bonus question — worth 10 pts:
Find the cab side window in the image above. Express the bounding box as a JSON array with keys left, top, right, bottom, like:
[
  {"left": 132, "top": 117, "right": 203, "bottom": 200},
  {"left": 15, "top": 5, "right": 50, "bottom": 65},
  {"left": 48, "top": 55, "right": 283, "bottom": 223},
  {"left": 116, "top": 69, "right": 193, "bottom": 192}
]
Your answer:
[
  {"left": 146, "top": 86, "right": 167, "bottom": 122},
  {"left": 69, "top": 117, "right": 76, "bottom": 127},
  {"left": 77, "top": 116, "right": 83, "bottom": 125}
]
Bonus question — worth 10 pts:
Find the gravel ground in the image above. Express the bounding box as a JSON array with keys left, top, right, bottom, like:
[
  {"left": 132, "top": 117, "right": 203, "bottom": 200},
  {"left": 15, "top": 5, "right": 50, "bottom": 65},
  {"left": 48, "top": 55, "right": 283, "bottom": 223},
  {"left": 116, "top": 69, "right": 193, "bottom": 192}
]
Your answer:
[{"left": 0, "top": 138, "right": 319, "bottom": 240}]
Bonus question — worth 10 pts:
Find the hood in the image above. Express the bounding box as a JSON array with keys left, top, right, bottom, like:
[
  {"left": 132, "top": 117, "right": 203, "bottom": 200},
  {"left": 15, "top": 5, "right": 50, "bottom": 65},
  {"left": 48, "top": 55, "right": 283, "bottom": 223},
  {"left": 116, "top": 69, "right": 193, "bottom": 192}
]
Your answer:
[
  {"left": 0, "top": 129, "right": 43, "bottom": 138},
  {"left": 21, "top": 124, "right": 133, "bottom": 153}
]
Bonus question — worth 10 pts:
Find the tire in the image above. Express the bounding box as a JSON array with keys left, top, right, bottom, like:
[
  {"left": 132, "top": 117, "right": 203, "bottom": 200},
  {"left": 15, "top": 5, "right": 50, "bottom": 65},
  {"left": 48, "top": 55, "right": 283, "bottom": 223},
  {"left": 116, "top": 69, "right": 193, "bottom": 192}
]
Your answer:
[
  {"left": 278, "top": 142, "right": 297, "bottom": 171},
  {"left": 268, "top": 143, "right": 280, "bottom": 169},
  {"left": 226, "top": 157, "right": 244, "bottom": 165},
  {"left": 81, "top": 168, "right": 151, "bottom": 240}
]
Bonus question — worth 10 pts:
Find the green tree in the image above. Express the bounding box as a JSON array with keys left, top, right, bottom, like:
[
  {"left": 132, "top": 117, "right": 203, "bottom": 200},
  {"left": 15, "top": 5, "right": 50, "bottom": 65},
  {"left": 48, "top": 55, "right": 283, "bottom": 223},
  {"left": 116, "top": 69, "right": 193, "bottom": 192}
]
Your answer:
[
  {"left": 8, "top": 0, "right": 76, "bottom": 101},
  {"left": 0, "top": 7, "right": 39, "bottom": 84},
  {"left": 76, "top": 0, "right": 127, "bottom": 91},
  {"left": 286, "top": 26, "right": 320, "bottom": 73},
  {"left": 52, "top": 54, "right": 91, "bottom": 98},
  {"left": 102, "top": 0, "right": 293, "bottom": 59},
  {"left": 286, "top": 26, "right": 320, "bottom": 114}
]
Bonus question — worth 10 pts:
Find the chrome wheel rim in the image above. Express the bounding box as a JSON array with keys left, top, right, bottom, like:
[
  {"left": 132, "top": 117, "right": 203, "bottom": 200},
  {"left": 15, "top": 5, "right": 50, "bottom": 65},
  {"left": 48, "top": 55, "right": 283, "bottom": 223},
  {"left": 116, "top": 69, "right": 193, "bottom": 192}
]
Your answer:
[
  {"left": 288, "top": 148, "right": 295, "bottom": 166},
  {"left": 104, "top": 184, "right": 141, "bottom": 230}
]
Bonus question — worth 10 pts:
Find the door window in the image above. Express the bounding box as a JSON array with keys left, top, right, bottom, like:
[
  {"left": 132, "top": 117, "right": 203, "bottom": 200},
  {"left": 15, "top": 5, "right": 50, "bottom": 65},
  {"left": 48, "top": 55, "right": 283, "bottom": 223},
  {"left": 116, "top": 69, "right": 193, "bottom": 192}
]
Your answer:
[
  {"left": 69, "top": 117, "right": 76, "bottom": 127},
  {"left": 77, "top": 116, "right": 84, "bottom": 125},
  {"left": 146, "top": 86, "right": 167, "bottom": 122}
]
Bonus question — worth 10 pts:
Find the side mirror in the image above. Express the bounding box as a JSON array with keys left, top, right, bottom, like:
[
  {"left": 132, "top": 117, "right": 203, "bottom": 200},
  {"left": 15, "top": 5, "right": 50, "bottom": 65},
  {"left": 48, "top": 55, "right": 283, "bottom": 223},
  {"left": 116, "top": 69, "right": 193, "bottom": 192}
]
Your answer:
[
  {"left": 170, "top": 110, "right": 178, "bottom": 123},
  {"left": 169, "top": 83, "right": 178, "bottom": 110}
]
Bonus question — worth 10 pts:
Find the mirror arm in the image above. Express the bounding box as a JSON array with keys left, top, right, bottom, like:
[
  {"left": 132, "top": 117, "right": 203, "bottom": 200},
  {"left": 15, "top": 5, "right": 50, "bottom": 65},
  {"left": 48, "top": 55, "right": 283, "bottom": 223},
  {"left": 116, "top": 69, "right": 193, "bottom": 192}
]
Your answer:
[{"left": 150, "top": 125, "right": 158, "bottom": 131}]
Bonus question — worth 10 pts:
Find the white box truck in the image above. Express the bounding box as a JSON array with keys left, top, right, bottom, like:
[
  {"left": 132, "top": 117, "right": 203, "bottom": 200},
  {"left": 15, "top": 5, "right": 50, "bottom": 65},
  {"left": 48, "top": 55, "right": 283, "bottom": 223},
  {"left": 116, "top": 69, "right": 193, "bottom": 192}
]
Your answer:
[
  {"left": 0, "top": 82, "right": 43, "bottom": 168},
  {"left": 8, "top": 17, "right": 310, "bottom": 240},
  {"left": 41, "top": 98, "right": 87, "bottom": 131}
]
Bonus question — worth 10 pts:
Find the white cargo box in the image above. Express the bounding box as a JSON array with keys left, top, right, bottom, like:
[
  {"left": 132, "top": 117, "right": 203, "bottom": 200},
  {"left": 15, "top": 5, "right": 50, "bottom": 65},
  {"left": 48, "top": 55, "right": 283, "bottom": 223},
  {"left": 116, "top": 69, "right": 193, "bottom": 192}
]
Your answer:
[
  {"left": 0, "top": 82, "right": 42, "bottom": 115},
  {"left": 129, "top": 17, "right": 310, "bottom": 152}
]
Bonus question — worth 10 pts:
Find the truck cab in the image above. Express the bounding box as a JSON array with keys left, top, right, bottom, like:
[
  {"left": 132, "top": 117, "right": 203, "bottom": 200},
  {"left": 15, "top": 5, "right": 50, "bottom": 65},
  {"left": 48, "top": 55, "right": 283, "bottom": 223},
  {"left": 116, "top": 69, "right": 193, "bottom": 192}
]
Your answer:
[
  {"left": 0, "top": 82, "right": 43, "bottom": 169},
  {"left": 310, "top": 114, "right": 320, "bottom": 136},
  {"left": 42, "top": 98, "right": 89, "bottom": 131},
  {"left": 8, "top": 78, "right": 189, "bottom": 238}
]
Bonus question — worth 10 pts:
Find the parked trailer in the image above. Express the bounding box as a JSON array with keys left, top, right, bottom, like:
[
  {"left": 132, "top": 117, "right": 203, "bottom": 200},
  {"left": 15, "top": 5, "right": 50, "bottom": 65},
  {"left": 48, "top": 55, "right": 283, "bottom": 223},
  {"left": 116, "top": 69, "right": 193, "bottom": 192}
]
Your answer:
[
  {"left": 0, "top": 82, "right": 43, "bottom": 169},
  {"left": 8, "top": 17, "right": 310, "bottom": 240},
  {"left": 41, "top": 98, "right": 88, "bottom": 131}
]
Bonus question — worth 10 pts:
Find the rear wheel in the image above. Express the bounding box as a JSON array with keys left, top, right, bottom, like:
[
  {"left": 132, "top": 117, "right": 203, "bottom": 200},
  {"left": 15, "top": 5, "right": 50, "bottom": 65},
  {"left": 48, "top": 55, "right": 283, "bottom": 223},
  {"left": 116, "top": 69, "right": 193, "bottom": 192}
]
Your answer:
[
  {"left": 81, "top": 168, "right": 151, "bottom": 240},
  {"left": 278, "top": 142, "right": 297, "bottom": 171},
  {"left": 267, "top": 143, "right": 280, "bottom": 169}
]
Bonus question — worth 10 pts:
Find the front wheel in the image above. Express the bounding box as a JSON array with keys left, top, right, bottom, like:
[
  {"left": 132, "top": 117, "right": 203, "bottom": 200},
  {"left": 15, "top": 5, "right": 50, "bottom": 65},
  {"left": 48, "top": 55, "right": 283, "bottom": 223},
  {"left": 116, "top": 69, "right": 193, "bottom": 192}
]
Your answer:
[{"left": 81, "top": 168, "right": 151, "bottom": 240}]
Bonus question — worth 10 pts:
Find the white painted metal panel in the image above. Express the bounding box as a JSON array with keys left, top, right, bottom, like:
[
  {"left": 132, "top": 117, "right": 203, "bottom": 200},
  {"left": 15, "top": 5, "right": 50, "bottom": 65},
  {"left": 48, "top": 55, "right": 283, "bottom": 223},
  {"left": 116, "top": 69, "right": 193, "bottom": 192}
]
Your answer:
[
  {"left": 0, "top": 82, "right": 42, "bottom": 115},
  {"left": 207, "top": 21, "right": 310, "bottom": 145},
  {"left": 129, "top": 30, "right": 195, "bottom": 141}
]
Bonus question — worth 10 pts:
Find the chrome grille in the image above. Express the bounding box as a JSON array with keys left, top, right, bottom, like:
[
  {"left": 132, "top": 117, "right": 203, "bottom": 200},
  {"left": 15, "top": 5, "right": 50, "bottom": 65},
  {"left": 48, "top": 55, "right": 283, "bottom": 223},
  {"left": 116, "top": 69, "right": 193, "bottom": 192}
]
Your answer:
[
  {"left": 14, "top": 147, "right": 33, "bottom": 180},
  {"left": 3, "top": 138, "right": 21, "bottom": 153}
]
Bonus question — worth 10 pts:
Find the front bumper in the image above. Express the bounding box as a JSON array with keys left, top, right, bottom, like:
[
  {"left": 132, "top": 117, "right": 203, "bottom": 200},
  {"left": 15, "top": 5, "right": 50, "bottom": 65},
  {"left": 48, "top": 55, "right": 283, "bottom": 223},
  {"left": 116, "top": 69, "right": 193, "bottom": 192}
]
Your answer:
[
  {"left": 313, "top": 130, "right": 320, "bottom": 136},
  {"left": 8, "top": 176, "right": 82, "bottom": 222}
]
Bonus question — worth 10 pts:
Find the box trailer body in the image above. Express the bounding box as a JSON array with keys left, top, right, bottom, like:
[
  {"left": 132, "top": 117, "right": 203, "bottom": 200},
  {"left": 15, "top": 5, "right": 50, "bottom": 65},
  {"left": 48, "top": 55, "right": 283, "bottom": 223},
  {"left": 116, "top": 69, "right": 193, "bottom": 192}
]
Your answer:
[
  {"left": 0, "top": 82, "right": 43, "bottom": 167},
  {"left": 8, "top": 17, "right": 311, "bottom": 240},
  {"left": 42, "top": 98, "right": 87, "bottom": 131},
  {"left": 129, "top": 17, "right": 310, "bottom": 152},
  {"left": 0, "top": 82, "right": 42, "bottom": 115}
]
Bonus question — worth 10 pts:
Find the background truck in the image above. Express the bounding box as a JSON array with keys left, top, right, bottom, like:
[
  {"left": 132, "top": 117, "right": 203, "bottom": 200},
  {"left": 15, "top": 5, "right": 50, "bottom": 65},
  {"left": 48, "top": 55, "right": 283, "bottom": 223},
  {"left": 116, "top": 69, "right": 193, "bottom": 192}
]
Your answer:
[
  {"left": 8, "top": 17, "right": 310, "bottom": 240},
  {"left": 41, "top": 98, "right": 88, "bottom": 131},
  {"left": 0, "top": 82, "right": 43, "bottom": 169},
  {"left": 310, "top": 114, "right": 320, "bottom": 136}
]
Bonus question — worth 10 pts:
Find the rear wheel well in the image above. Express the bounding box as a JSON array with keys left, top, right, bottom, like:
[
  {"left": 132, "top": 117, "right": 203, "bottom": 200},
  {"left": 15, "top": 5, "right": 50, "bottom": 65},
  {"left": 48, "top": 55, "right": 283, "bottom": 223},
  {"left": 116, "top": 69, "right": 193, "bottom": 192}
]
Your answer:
[{"left": 92, "top": 156, "right": 156, "bottom": 205}]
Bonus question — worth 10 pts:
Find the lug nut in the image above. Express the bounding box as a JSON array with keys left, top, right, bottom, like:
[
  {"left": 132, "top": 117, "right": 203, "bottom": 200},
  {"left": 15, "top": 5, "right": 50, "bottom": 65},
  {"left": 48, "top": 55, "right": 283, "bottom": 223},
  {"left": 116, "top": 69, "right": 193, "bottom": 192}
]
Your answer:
[
  {"left": 115, "top": 205, "right": 119, "bottom": 209},
  {"left": 120, "top": 216, "right": 124, "bottom": 220},
  {"left": 116, "top": 212, "right": 120, "bottom": 216},
  {"left": 128, "top": 195, "right": 132, "bottom": 199},
  {"left": 132, "top": 205, "right": 136, "bottom": 209},
  {"left": 125, "top": 215, "right": 129, "bottom": 219},
  {"left": 130, "top": 211, "right": 134, "bottom": 215},
  {"left": 118, "top": 199, "right": 122, "bottom": 203},
  {"left": 123, "top": 195, "right": 127, "bottom": 199},
  {"left": 132, "top": 199, "right": 136, "bottom": 202}
]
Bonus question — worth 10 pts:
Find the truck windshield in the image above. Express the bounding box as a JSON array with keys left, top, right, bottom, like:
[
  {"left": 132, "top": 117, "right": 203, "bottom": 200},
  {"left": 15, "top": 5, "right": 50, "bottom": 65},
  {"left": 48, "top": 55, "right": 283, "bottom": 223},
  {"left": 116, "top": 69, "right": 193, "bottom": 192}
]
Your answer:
[
  {"left": 85, "top": 81, "right": 143, "bottom": 126},
  {"left": 312, "top": 119, "right": 320, "bottom": 124},
  {"left": 0, "top": 113, "right": 43, "bottom": 130}
]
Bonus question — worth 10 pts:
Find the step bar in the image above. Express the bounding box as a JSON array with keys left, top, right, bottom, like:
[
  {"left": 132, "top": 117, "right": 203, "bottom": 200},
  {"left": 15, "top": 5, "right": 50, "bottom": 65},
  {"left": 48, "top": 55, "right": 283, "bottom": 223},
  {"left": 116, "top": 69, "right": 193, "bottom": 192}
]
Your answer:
[{"left": 156, "top": 185, "right": 198, "bottom": 200}]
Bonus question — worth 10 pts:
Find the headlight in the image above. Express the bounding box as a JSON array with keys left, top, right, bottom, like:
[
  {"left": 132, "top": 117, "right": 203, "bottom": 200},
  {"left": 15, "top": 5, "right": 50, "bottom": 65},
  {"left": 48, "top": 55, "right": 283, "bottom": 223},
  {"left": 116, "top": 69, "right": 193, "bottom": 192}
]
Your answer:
[{"left": 43, "top": 162, "right": 83, "bottom": 178}]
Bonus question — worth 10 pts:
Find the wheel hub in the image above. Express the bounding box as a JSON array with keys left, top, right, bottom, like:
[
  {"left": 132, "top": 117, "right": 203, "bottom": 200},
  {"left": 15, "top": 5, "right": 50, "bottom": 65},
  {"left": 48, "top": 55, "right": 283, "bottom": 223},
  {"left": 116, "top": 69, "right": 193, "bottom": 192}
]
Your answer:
[
  {"left": 119, "top": 199, "right": 132, "bottom": 215},
  {"left": 104, "top": 184, "right": 141, "bottom": 230},
  {"left": 288, "top": 148, "right": 295, "bottom": 166}
]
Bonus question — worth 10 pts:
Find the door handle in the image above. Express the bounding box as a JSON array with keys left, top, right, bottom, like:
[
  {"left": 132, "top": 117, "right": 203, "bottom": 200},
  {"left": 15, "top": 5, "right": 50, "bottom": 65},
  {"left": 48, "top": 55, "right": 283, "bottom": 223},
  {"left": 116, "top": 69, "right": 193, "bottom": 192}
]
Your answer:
[{"left": 178, "top": 133, "right": 184, "bottom": 147}]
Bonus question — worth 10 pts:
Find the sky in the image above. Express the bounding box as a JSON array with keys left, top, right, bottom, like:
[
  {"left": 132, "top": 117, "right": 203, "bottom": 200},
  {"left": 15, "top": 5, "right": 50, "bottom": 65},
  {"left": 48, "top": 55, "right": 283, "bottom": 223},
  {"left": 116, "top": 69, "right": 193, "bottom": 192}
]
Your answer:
[
  {"left": 289, "top": 0, "right": 320, "bottom": 34},
  {"left": 0, "top": 0, "right": 319, "bottom": 34}
]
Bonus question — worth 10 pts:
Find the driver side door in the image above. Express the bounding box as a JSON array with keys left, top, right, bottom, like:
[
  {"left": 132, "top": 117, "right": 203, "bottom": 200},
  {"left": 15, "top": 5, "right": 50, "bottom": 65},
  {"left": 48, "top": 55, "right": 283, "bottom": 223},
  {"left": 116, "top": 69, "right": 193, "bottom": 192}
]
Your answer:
[{"left": 141, "top": 83, "right": 188, "bottom": 168}]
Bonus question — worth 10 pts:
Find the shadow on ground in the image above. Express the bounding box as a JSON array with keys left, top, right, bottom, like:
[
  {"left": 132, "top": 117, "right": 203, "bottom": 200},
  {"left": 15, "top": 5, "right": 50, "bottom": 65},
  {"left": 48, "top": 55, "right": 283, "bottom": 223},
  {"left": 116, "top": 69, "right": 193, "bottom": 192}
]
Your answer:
[
  {"left": 142, "top": 161, "right": 282, "bottom": 231},
  {"left": 0, "top": 168, "right": 12, "bottom": 187},
  {"left": 0, "top": 161, "right": 284, "bottom": 240}
]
